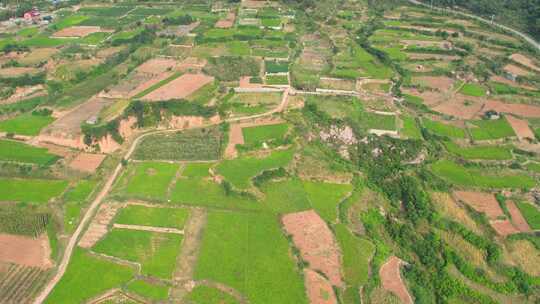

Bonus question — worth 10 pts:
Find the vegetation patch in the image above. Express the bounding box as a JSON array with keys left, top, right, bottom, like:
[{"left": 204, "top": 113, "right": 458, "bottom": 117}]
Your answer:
[
  {"left": 115, "top": 205, "right": 189, "bottom": 229},
  {"left": 0, "top": 178, "right": 68, "bottom": 204},
  {"left": 0, "top": 140, "right": 58, "bottom": 165},
  {"left": 516, "top": 202, "right": 540, "bottom": 229},
  {"left": 115, "top": 162, "right": 178, "bottom": 201},
  {"left": 460, "top": 83, "right": 487, "bottom": 97},
  {"left": 125, "top": 279, "right": 169, "bottom": 301},
  {"left": 0, "top": 112, "right": 54, "bottom": 136},
  {"left": 444, "top": 142, "right": 513, "bottom": 160},
  {"left": 185, "top": 285, "right": 239, "bottom": 304},
  {"left": 468, "top": 118, "right": 515, "bottom": 141}
]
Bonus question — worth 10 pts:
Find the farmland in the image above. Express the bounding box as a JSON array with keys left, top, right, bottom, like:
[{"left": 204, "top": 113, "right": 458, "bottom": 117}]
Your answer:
[{"left": 1, "top": 0, "right": 539, "bottom": 303}]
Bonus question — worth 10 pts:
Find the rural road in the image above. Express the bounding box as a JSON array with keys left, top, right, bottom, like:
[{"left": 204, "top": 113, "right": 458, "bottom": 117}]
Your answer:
[
  {"left": 33, "top": 87, "right": 291, "bottom": 304},
  {"left": 406, "top": 0, "right": 540, "bottom": 52}
]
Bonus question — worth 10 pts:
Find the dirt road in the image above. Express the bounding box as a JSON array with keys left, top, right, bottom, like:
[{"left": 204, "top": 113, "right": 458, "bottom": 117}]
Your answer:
[{"left": 33, "top": 89, "right": 292, "bottom": 304}]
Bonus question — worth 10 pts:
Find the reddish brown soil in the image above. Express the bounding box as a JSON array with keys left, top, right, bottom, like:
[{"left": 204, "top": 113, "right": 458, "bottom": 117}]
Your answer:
[
  {"left": 407, "top": 53, "right": 460, "bottom": 60},
  {"left": 239, "top": 76, "right": 262, "bottom": 89},
  {"left": 282, "top": 210, "right": 343, "bottom": 286},
  {"left": 215, "top": 12, "right": 236, "bottom": 28},
  {"left": 379, "top": 256, "right": 413, "bottom": 304},
  {"left": 506, "top": 201, "right": 531, "bottom": 233},
  {"left": 177, "top": 57, "right": 207, "bottom": 72},
  {"left": 0, "top": 233, "right": 52, "bottom": 269},
  {"left": 433, "top": 95, "right": 484, "bottom": 120},
  {"left": 129, "top": 72, "right": 173, "bottom": 98},
  {"left": 483, "top": 100, "right": 540, "bottom": 118},
  {"left": 69, "top": 153, "right": 106, "bottom": 173},
  {"left": 0, "top": 67, "right": 39, "bottom": 77},
  {"left": 454, "top": 191, "right": 504, "bottom": 220},
  {"left": 490, "top": 220, "right": 520, "bottom": 237},
  {"left": 504, "top": 64, "right": 531, "bottom": 77},
  {"left": 79, "top": 203, "right": 122, "bottom": 248},
  {"left": 304, "top": 269, "right": 338, "bottom": 304},
  {"left": 0, "top": 85, "right": 45, "bottom": 105},
  {"left": 506, "top": 115, "right": 534, "bottom": 141},
  {"left": 142, "top": 73, "right": 214, "bottom": 101},
  {"left": 510, "top": 54, "right": 540, "bottom": 72},
  {"left": 136, "top": 58, "right": 179, "bottom": 75},
  {"left": 413, "top": 76, "right": 454, "bottom": 91},
  {"left": 52, "top": 26, "right": 108, "bottom": 38}
]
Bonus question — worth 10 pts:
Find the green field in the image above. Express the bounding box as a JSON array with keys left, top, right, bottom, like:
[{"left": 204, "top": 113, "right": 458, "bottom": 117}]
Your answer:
[
  {"left": 335, "top": 224, "right": 375, "bottom": 290},
  {"left": 241, "top": 123, "right": 289, "bottom": 147},
  {"left": 93, "top": 228, "right": 183, "bottom": 279},
  {"left": 266, "top": 74, "right": 289, "bottom": 85},
  {"left": 303, "top": 181, "right": 352, "bottom": 222},
  {"left": 63, "top": 180, "right": 97, "bottom": 233},
  {"left": 468, "top": 118, "right": 515, "bottom": 141},
  {"left": 52, "top": 15, "right": 89, "bottom": 30},
  {"left": 423, "top": 119, "right": 466, "bottom": 139},
  {"left": 185, "top": 285, "right": 239, "bottom": 304},
  {"left": 134, "top": 127, "right": 223, "bottom": 161},
  {"left": 194, "top": 211, "right": 307, "bottom": 304},
  {"left": 0, "top": 113, "right": 54, "bottom": 136},
  {"left": 364, "top": 112, "right": 396, "bottom": 131},
  {"left": 0, "top": 178, "right": 68, "bottom": 204},
  {"left": 115, "top": 162, "right": 178, "bottom": 200},
  {"left": 431, "top": 160, "right": 535, "bottom": 189},
  {"left": 78, "top": 6, "right": 133, "bottom": 17},
  {"left": 217, "top": 148, "right": 294, "bottom": 189},
  {"left": 126, "top": 280, "right": 169, "bottom": 301},
  {"left": 45, "top": 249, "right": 135, "bottom": 304},
  {"left": 170, "top": 163, "right": 259, "bottom": 210},
  {"left": 115, "top": 205, "right": 189, "bottom": 229},
  {"left": 0, "top": 140, "right": 58, "bottom": 165},
  {"left": 260, "top": 179, "right": 311, "bottom": 213},
  {"left": 444, "top": 142, "right": 513, "bottom": 160},
  {"left": 402, "top": 116, "right": 423, "bottom": 139},
  {"left": 516, "top": 202, "right": 540, "bottom": 230},
  {"left": 460, "top": 83, "right": 487, "bottom": 97}
]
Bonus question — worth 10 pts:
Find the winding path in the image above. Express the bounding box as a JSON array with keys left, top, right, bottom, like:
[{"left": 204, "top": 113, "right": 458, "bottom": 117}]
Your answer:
[
  {"left": 406, "top": 0, "right": 540, "bottom": 52},
  {"left": 33, "top": 89, "right": 291, "bottom": 304}
]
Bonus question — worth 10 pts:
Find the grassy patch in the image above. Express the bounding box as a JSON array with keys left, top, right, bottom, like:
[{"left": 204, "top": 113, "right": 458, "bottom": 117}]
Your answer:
[
  {"left": 0, "top": 139, "right": 58, "bottom": 165},
  {"left": 185, "top": 285, "right": 239, "bottom": 304},
  {"left": 423, "top": 119, "right": 466, "bottom": 139},
  {"left": 195, "top": 211, "right": 307, "bottom": 304},
  {"left": 468, "top": 118, "right": 515, "bottom": 141},
  {"left": 115, "top": 162, "right": 178, "bottom": 201},
  {"left": 52, "top": 15, "right": 89, "bottom": 30},
  {"left": 93, "top": 228, "right": 182, "bottom": 279},
  {"left": 217, "top": 149, "right": 294, "bottom": 189},
  {"left": 444, "top": 142, "right": 513, "bottom": 160},
  {"left": 0, "top": 178, "right": 68, "bottom": 204},
  {"left": 125, "top": 280, "right": 169, "bottom": 301},
  {"left": 402, "top": 116, "right": 422, "bottom": 139},
  {"left": 460, "top": 83, "right": 487, "bottom": 97},
  {"left": 242, "top": 123, "right": 288, "bottom": 147},
  {"left": 431, "top": 160, "right": 535, "bottom": 189},
  {"left": 115, "top": 205, "right": 189, "bottom": 229},
  {"left": 516, "top": 202, "right": 540, "bottom": 229},
  {"left": 45, "top": 249, "right": 135, "bottom": 304},
  {"left": 364, "top": 112, "right": 396, "bottom": 131},
  {"left": 265, "top": 60, "right": 289, "bottom": 73},
  {"left": 260, "top": 179, "right": 311, "bottom": 213},
  {"left": 335, "top": 224, "right": 375, "bottom": 286},
  {"left": 0, "top": 112, "right": 54, "bottom": 136},
  {"left": 303, "top": 181, "right": 352, "bottom": 222},
  {"left": 134, "top": 127, "right": 223, "bottom": 161},
  {"left": 63, "top": 179, "right": 97, "bottom": 233},
  {"left": 266, "top": 74, "right": 289, "bottom": 85}
]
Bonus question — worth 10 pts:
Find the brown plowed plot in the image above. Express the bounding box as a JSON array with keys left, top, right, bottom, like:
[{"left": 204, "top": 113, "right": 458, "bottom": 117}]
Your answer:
[
  {"left": 239, "top": 76, "right": 262, "bottom": 89},
  {"left": 105, "top": 72, "right": 172, "bottom": 99},
  {"left": 483, "top": 100, "right": 540, "bottom": 118},
  {"left": 0, "top": 233, "right": 52, "bottom": 269},
  {"left": 41, "top": 96, "right": 114, "bottom": 139},
  {"left": 19, "top": 48, "right": 58, "bottom": 66},
  {"left": 319, "top": 78, "right": 356, "bottom": 91},
  {"left": 304, "top": 269, "right": 338, "bottom": 304},
  {"left": 0, "top": 67, "right": 39, "bottom": 77},
  {"left": 215, "top": 12, "right": 236, "bottom": 28},
  {"left": 402, "top": 40, "right": 450, "bottom": 49},
  {"left": 142, "top": 73, "right": 214, "bottom": 101},
  {"left": 0, "top": 85, "right": 45, "bottom": 105},
  {"left": 506, "top": 201, "right": 531, "bottom": 232},
  {"left": 454, "top": 191, "right": 503, "bottom": 220},
  {"left": 490, "top": 220, "right": 519, "bottom": 237},
  {"left": 177, "top": 57, "right": 207, "bottom": 71},
  {"left": 412, "top": 76, "right": 454, "bottom": 91},
  {"left": 506, "top": 115, "right": 534, "bottom": 141},
  {"left": 79, "top": 203, "right": 122, "bottom": 248},
  {"left": 504, "top": 64, "right": 531, "bottom": 77},
  {"left": 52, "top": 26, "right": 107, "bottom": 38},
  {"left": 510, "top": 54, "right": 540, "bottom": 72},
  {"left": 136, "top": 58, "right": 179, "bottom": 75},
  {"left": 379, "top": 256, "right": 413, "bottom": 304},
  {"left": 69, "top": 152, "right": 106, "bottom": 172},
  {"left": 407, "top": 53, "right": 460, "bottom": 61},
  {"left": 282, "top": 210, "right": 343, "bottom": 286},
  {"left": 433, "top": 95, "right": 484, "bottom": 120}
]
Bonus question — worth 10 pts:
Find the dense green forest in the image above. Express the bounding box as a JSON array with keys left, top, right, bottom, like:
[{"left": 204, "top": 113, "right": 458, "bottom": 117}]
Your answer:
[{"left": 422, "top": 0, "right": 540, "bottom": 40}]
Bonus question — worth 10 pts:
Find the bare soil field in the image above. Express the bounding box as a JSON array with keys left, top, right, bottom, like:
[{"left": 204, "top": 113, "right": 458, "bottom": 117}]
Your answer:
[
  {"left": 379, "top": 256, "right": 413, "bottom": 304},
  {"left": 453, "top": 191, "right": 503, "bottom": 220},
  {"left": 0, "top": 233, "right": 52, "bottom": 269},
  {"left": 412, "top": 76, "right": 454, "bottom": 91},
  {"left": 483, "top": 100, "right": 540, "bottom": 118},
  {"left": 69, "top": 153, "right": 106, "bottom": 173},
  {"left": 503, "top": 64, "right": 531, "bottom": 77},
  {"left": 142, "top": 73, "right": 214, "bottom": 101},
  {"left": 79, "top": 202, "right": 122, "bottom": 248},
  {"left": 490, "top": 220, "right": 519, "bottom": 237},
  {"left": 53, "top": 26, "right": 110, "bottom": 38},
  {"left": 282, "top": 210, "right": 343, "bottom": 286},
  {"left": 96, "top": 46, "right": 125, "bottom": 59},
  {"left": 136, "top": 58, "right": 179, "bottom": 75},
  {"left": 239, "top": 76, "right": 263, "bottom": 89},
  {"left": 506, "top": 115, "right": 534, "bottom": 141},
  {"left": 19, "top": 48, "right": 58, "bottom": 66},
  {"left": 319, "top": 77, "right": 356, "bottom": 91},
  {"left": 407, "top": 53, "right": 460, "bottom": 60},
  {"left": 215, "top": 12, "right": 236, "bottom": 28},
  {"left": 503, "top": 240, "right": 540, "bottom": 277},
  {"left": 0, "top": 67, "right": 40, "bottom": 77},
  {"left": 177, "top": 57, "right": 207, "bottom": 72},
  {"left": 509, "top": 54, "right": 540, "bottom": 72},
  {"left": 433, "top": 95, "right": 484, "bottom": 119},
  {"left": 431, "top": 192, "right": 483, "bottom": 235},
  {"left": 506, "top": 201, "right": 531, "bottom": 233},
  {"left": 0, "top": 85, "right": 45, "bottom": 105},
  {"left": 402, "top": 40, "right": 451, "bottom": 49},
  {"left": 304, "top": 269, "right": 338, "bottom": 304},
  {"left": 104, "top": 71, "right": 173, "bottom": 99}
]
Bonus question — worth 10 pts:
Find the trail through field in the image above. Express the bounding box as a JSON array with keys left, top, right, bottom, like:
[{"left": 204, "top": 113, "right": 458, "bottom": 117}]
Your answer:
[
  {"left": 112, "top": 224, "right": 184, "bottom": 234},
  {"left": 194, "top": 280, "right": 249, "bottom": 304},
  {"left": 34, "top": 88, "right": 292, "bottom": 304},
  {"left": 170, "top": 208, "right": 207, "bottom": 303}
]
